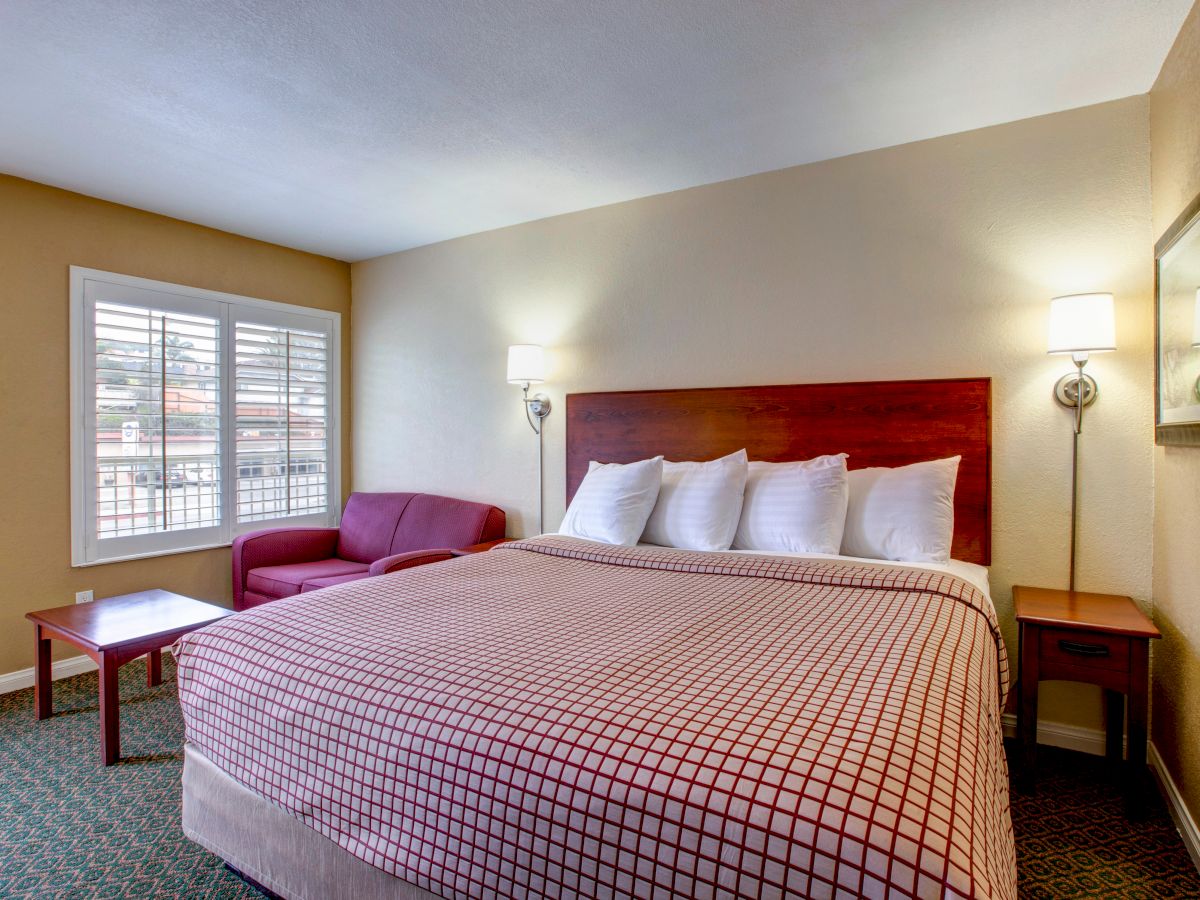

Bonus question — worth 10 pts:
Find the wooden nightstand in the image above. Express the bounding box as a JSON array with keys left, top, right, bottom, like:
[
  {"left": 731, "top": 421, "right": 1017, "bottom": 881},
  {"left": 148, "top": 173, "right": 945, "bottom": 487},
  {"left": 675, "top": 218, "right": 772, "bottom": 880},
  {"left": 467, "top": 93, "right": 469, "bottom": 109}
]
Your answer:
[{"left": 1014, "top": 584, "right": 1160, "bottom": 814}]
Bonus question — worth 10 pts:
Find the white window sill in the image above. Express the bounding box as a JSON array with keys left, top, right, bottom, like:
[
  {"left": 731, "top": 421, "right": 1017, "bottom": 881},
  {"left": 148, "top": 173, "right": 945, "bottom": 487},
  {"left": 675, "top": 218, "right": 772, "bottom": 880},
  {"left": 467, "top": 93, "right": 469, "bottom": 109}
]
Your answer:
[{"left": 72, "top": 541, "right": 234, "bottom": 567}]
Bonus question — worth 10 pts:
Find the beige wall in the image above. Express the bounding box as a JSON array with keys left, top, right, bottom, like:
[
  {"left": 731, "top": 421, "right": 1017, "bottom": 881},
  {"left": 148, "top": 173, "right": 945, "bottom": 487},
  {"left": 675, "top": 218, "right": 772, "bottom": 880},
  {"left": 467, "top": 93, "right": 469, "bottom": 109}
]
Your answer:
[
  {"left": 1150, "top": 0, "right": 1200, "bottom": 826},
  {"left": 352, "top": 97, "right": 1155, "bottom": 730},
  {"left": 0, "top": 175, "right": 352, "bottom": 676}
]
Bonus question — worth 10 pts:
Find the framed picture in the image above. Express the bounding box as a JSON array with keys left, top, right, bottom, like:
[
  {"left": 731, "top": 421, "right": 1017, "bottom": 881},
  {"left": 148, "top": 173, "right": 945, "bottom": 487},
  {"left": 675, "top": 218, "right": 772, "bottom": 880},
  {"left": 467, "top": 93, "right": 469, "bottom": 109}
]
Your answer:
[{"left": 1156, "top": 189, "right": 1200, "bottom": 446}]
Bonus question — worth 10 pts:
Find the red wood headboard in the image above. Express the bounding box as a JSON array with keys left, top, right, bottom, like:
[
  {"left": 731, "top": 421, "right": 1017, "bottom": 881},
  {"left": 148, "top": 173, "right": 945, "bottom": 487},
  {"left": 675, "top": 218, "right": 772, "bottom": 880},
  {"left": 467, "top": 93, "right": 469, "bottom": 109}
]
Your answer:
[{"left": 566, "top": 378, "right": 992, "bottom": 565}]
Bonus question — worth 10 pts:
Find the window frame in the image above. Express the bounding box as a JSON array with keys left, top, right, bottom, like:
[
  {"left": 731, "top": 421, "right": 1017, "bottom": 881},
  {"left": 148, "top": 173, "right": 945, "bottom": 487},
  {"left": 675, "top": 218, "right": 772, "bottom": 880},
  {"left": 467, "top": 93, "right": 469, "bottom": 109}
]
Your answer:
[{"left": 70, "top": 267, "right": 342, "bottom": 567}]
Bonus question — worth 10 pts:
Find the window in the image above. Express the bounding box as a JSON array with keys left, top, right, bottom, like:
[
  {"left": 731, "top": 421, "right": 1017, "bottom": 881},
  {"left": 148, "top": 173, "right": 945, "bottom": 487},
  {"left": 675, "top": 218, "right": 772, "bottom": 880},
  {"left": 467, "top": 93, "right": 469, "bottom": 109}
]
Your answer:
[
  {"left": 70, "top": 268, "right": 340, "bottom": 565},
  {"left": 234, "top": 319, "right": 331, "bottom": 523}
]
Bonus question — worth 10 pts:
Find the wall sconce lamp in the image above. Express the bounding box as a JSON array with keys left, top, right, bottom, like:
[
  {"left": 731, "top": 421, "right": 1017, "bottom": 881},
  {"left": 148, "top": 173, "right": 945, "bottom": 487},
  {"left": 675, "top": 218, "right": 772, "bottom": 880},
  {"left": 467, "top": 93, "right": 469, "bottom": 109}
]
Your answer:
[
  {"left": 507, "top": 344, "right": 552, "bottom": 534},
  {"left": 1048, "top": 292, "right": 1116, "bottom": 591}
]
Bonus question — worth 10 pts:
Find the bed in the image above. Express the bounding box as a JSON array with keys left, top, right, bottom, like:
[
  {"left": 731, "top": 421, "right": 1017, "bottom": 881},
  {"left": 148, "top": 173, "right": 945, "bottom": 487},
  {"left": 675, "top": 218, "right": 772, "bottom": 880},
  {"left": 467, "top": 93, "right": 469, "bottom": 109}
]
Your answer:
[{"left": 177, "top": 378, "right": 1016, "bottom": 899}]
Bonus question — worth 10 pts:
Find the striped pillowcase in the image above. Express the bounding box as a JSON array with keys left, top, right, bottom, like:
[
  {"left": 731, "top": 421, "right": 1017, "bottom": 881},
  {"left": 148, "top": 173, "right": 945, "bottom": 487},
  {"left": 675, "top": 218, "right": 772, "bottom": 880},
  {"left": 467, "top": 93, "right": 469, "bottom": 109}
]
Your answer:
[
  {"left": 732, "top": 455, "right": 850, "bottom": 554},
  {"left": 840, "top": 456, "right": 960, "bottom": 562},
  {"left": 559, "top": 456, "right": 664, "bottom": 546},
  {"left": 640, "top": 450, "right": 749, "bottom": 551}
]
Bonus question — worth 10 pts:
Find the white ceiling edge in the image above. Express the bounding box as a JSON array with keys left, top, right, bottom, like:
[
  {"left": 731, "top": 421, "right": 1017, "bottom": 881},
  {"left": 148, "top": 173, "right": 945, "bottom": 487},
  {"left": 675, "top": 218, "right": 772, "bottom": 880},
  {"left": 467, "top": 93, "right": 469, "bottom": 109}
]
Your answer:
[{"left": 0, "top": 0, "right": 1192, "bottom": 262}]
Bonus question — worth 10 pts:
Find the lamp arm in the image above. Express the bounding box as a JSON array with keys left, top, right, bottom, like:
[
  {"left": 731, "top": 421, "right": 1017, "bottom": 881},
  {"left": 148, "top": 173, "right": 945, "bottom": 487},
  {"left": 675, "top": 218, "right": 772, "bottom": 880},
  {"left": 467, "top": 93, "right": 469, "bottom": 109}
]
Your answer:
[
  {"left": 1074, "top": 357, "right": 1086, "bottom": 435},
  {"left": 522, "top": 385, "right": 538, "bottom": 434},
  {"left": 520, "top": 382, "right": 548, "bottom": 533},
  {"left": 1067, "top": 354, "right": 1090, "bottom": 591}
]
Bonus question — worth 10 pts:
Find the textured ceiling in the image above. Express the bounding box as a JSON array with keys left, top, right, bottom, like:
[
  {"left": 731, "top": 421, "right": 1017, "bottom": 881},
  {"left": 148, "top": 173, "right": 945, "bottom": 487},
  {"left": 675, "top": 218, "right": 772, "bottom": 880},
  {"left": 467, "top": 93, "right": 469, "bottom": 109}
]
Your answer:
[{"left": 0, "top": 1, "right": 1192, "bottom": 261}]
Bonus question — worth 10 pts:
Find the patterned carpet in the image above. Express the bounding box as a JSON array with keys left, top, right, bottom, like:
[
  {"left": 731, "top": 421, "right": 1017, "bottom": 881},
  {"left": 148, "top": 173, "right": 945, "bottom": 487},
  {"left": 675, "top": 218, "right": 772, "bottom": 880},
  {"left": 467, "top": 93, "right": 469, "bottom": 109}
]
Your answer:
[
  {"left": 0, "top": 660, "right": 1197, "bottom": 898},
  {"left": 0, "top": 658, "right": 256, "bottom": 898},
  {"left": 1008, "top": 744, "right": 1200, "bottom": 898}
]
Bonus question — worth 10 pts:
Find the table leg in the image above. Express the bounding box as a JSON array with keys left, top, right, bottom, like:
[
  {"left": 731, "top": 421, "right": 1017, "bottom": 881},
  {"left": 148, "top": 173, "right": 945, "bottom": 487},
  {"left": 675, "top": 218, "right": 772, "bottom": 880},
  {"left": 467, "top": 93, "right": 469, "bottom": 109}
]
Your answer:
[
  {"left": 98, "top": 653, "right": 120, "bottom": 766},
  {"left": 1105, "top": 689, "right": 1124, "bottom": 762},
  {"left": 34, "top": 625, "right": 52, "bottom": 720},
  {"left": 1018, "top": 623, "right": 1039, "bottom": 793},
  {"left": 1126, "top": 640, "right": 1149, "bottom": 818},
  {"left": 146, "top": 649, "right": 162, "bottom": 687}
]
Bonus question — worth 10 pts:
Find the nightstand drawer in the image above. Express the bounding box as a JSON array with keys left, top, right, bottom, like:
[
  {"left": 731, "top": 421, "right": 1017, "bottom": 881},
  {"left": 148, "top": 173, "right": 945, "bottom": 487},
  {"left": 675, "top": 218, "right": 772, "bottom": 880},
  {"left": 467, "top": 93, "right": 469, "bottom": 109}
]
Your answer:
[{"left": 1039, "top": 627, "right": 1129, "bottom": 672}]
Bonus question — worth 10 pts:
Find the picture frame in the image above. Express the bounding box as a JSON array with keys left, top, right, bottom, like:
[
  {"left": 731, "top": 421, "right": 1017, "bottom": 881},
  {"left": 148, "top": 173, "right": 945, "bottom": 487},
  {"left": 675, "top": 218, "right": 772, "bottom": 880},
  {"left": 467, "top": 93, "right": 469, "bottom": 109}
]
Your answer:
[{"left": 1155, "top": 188, "right": 1200, "bottom": 446}]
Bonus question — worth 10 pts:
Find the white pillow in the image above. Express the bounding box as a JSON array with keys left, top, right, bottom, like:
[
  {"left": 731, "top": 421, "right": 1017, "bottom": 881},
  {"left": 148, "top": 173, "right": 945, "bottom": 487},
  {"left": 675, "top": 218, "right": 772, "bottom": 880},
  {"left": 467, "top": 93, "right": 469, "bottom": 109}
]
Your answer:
[
  {"left": 732, "top": 455, "right": 849, "bottom": 554},
  {"left": 640, "top": 449, "right": 749, "bottom": 551},
  {"left": 559, "top": 456, "right": 664, "bottom": 546},
  {"left": 840, "top": 456, "right": 961, "bottom": 563}
]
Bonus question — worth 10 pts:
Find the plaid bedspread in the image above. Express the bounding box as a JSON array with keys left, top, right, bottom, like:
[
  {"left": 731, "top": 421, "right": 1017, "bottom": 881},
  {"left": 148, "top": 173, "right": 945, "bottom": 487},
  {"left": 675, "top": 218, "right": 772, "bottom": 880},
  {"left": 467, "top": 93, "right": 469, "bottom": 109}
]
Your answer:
[{"left": 176, "top": 537, "right": 1015, "bottom": 899}]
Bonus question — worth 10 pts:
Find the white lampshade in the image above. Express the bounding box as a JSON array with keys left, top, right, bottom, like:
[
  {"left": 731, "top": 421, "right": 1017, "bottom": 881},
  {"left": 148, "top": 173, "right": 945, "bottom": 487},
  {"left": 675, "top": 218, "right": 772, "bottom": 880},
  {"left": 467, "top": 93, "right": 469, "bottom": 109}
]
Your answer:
[
  {"left": 1047, "top": 293, "right": 1116, "bottom": 355},
  {"left": 506, "top": 344, "right": 545, "bottom": 384},
  {"left": 1192, "top": 288, "right": 1200, "bottom": 348}
]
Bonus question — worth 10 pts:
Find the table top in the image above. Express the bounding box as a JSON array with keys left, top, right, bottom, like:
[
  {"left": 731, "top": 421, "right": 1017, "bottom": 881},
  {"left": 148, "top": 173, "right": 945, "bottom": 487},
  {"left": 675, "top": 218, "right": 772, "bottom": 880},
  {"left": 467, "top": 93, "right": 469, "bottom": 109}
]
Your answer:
[
  {"left": 1013, "top": 584, "right": 1160, "bottom": 638},
  {"left": 26, "top": 589, "right": 233, "bottom": 651}
]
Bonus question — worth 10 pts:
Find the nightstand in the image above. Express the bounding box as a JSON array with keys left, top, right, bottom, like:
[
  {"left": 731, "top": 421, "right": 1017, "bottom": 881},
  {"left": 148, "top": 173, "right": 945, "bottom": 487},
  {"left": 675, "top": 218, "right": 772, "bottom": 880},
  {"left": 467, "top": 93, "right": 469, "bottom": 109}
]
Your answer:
[{"left": 1014, "top": 584, "right": 1160, "bottom": 815}]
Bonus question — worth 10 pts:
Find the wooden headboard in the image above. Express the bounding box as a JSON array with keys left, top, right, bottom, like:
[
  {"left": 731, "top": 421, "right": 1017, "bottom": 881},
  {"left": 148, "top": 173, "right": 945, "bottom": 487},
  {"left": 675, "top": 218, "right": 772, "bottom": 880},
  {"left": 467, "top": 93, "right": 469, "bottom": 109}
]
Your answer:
[{"left": 566, "top": 378, "right": 992, "bottom": 565}]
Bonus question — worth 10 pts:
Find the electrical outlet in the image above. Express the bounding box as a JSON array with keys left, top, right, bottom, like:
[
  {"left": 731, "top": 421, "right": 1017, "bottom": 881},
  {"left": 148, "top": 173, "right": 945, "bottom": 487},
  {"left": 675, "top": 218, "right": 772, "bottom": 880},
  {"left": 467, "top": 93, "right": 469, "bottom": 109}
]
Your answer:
[{"left": 75, "top": 590, "right": 93, "bottom": 604}]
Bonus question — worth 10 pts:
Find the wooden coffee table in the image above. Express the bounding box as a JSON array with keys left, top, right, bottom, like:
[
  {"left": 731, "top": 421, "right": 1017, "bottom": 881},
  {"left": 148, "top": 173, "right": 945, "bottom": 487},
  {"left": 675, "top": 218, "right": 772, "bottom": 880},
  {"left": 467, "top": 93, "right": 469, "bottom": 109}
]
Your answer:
[{"left": 26, "top": 589, "right": 232, "bottom": 765}]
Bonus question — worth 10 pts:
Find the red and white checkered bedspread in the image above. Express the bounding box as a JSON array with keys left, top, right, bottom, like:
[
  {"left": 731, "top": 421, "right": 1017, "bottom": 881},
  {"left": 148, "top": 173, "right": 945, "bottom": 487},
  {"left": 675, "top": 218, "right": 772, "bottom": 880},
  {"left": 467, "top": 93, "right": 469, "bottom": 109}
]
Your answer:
[{"left": 176, "top": 536, "right": 1015, "bottom": 899}]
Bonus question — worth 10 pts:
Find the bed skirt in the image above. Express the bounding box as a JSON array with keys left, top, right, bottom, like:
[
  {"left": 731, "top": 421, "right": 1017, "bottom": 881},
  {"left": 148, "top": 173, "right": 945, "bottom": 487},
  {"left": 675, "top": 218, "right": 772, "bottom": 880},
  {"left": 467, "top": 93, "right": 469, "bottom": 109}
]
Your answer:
[{"left": 181, "top": 743, "right": 439, "bottom": 900}]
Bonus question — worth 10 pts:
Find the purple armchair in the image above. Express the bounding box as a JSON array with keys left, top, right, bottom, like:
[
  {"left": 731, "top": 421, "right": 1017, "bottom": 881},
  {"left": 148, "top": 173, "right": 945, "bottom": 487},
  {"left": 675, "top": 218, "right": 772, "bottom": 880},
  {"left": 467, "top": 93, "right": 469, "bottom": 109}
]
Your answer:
[{"left": 233, "top": 492, "right": 506, "bottom": 610}]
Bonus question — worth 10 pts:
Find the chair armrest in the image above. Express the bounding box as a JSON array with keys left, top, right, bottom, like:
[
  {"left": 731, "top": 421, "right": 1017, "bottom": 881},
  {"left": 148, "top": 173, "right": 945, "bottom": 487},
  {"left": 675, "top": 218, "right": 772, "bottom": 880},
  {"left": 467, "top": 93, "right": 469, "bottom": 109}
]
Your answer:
[
  {"left": 232, "top": 527, "right": 340, "bottom": 609},
  {"left": 369, "top": 549, "right": 455, "bottom": 576},
  {"left": 450, "top": 539, "right": 515, "bottom": 557}
]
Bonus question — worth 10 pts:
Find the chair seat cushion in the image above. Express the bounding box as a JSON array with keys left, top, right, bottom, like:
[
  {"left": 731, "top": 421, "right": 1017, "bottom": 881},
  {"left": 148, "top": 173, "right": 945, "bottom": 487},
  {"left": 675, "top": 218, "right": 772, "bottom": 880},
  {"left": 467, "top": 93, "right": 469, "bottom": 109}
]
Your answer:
[
  {"left": 300, "top": 572, "right": 371, "bottom": 593},
  {"left": 246, "top": 559, "right": 370, "bottom": 600}
]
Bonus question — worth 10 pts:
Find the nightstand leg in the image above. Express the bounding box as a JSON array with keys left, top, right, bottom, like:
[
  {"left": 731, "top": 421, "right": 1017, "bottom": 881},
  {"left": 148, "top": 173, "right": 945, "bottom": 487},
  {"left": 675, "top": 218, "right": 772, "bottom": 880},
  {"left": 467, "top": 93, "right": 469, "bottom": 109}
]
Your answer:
[
  {"left": 1105, "top": 690, "right": 1124, "bottom": 762},
  {"left": 1018, "top": 623, "right": 1039, "bottom": 793},
  {"left": 1126, "top": 640, "right": 1150, "bottom": 818}
]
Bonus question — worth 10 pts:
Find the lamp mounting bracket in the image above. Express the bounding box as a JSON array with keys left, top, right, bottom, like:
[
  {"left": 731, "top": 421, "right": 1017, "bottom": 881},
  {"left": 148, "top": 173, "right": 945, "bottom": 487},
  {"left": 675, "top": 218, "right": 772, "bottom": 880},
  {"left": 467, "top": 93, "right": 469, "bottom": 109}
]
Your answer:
[
  {"left": 526, "top": 393, "right": 551, "bottom": 420},
  {"left": 1053, "top": 372, "right": 1098, "bottom": 409}
]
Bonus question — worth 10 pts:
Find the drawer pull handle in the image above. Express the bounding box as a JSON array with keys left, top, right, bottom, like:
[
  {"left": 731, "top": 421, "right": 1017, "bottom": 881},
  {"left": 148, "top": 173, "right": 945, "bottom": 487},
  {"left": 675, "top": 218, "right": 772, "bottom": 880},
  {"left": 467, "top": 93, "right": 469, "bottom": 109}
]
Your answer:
[{"left": 1058, "top": 639, "right": 1110, "bottom": 657}]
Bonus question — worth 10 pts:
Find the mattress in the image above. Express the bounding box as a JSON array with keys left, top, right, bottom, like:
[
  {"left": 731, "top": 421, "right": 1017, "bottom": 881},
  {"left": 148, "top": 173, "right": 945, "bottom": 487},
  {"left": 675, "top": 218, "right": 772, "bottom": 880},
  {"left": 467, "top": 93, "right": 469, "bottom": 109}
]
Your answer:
[{"left": 176, "top": 536, "right": 1016, "bottom": 899}]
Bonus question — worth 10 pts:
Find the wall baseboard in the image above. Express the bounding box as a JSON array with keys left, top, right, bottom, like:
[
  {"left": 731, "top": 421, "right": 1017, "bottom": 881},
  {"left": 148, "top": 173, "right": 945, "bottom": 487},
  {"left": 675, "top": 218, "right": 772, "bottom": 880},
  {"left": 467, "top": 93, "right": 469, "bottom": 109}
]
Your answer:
[
  {"left": 1149, "top": 742, "right": 1200, "bottom": 872},
  {"left": 0, "top": 654, "right": 97, "bottom": 695},
  {"left": 1000, "top": 713, "right": 1199, "bottom": 873},
  {"left": 999, "top": 712, "right": 1117, "bottom": 755}
]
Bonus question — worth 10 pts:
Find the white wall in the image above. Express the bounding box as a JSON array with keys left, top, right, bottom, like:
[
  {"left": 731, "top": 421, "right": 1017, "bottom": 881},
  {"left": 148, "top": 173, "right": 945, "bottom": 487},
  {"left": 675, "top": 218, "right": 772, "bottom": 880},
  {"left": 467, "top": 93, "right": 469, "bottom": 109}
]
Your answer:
[
  {"left": 352, "top": 96, "right": 1155, "bottom": 729},
  {"left": 1150, "top": 0, "right": 1200, "bottom": 825}
]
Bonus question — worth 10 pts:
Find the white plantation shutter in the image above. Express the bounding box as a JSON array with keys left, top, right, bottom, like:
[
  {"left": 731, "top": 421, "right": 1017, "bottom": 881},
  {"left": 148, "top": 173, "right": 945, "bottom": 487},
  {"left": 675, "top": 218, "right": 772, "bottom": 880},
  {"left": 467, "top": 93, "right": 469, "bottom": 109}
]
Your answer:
[
  {"left": 235, "top": 318, "right": 331, "bottom": 523},
  {"left": 93, "top": 301, "right": 222, "bottom": 540},
  {"left": 71, "top": 269, "right": 340, "bottom": 565}
]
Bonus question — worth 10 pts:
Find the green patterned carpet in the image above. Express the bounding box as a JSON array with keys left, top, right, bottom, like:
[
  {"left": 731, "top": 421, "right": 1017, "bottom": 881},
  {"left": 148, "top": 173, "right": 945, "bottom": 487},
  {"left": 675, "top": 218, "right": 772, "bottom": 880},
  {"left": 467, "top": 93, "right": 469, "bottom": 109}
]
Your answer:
[
  {"left": 1, "top": 659, "right": 1198, "bottom": 898},
  {"left": 0, "top": 658, "right": 256, "bottom": 898}
]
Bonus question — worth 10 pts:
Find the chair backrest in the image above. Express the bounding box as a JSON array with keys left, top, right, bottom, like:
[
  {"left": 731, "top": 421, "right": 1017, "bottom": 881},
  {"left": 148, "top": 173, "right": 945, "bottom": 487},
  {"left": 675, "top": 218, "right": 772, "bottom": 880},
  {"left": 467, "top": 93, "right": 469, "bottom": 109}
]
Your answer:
[
  {"left": 336, "top": 492, "right": 417, "bottom": 563},
  {"left": 336, "top": 492, "right": 506, "bottom": 563},
  {"left": 389, "top": 493, "right": 506, "bottom": 555}
]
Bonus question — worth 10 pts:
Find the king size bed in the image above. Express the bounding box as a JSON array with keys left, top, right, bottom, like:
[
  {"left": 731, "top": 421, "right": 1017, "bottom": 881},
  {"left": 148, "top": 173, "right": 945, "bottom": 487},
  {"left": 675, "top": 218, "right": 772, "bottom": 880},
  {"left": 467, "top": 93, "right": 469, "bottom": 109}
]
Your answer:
[{"left": 176, "top": 378, "right": 1016, "bottom": 899}]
